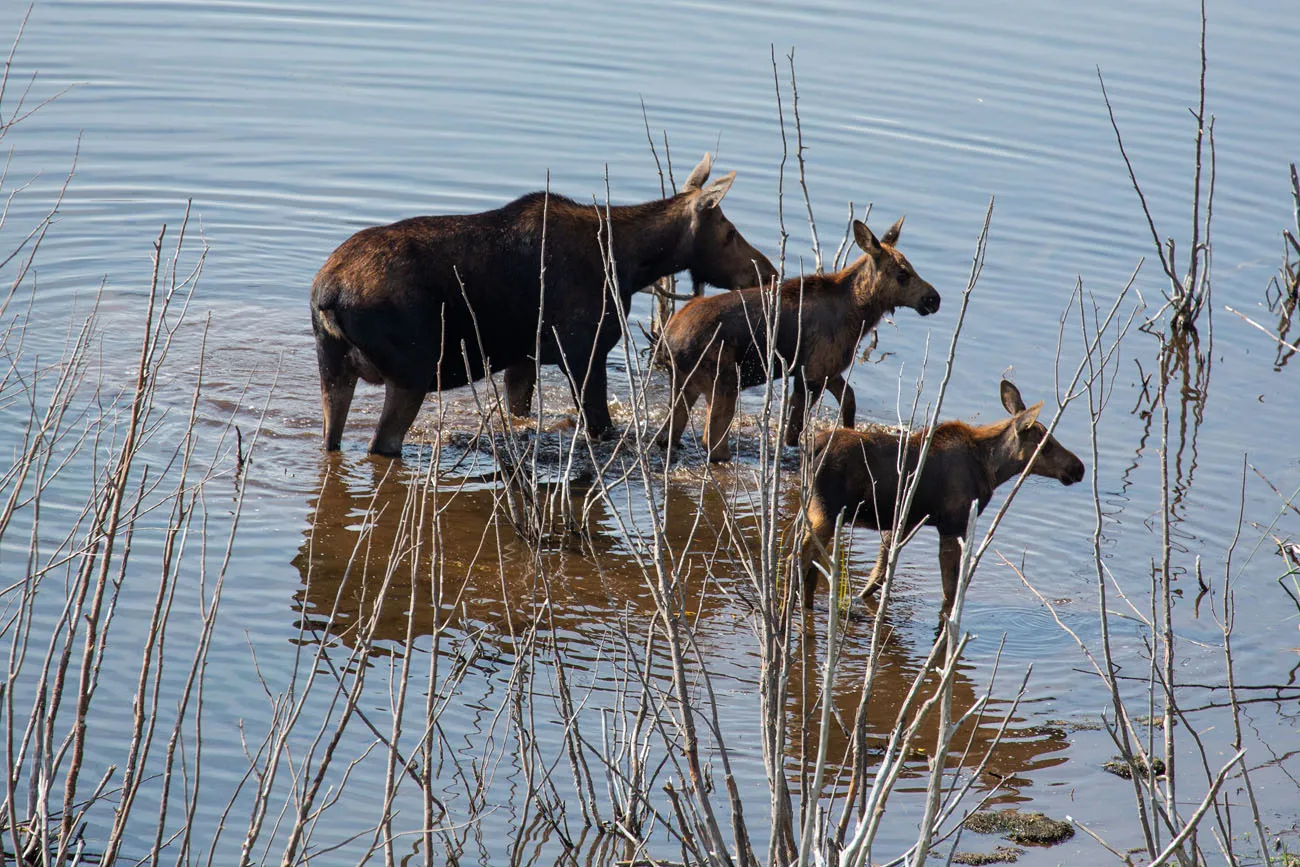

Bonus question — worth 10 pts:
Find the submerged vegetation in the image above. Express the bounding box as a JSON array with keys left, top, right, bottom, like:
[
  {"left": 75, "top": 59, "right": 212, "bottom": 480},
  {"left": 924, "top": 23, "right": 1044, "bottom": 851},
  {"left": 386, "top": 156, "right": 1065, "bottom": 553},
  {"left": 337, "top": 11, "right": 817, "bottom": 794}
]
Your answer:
[{"left": 1, "top": 9, "right": 1298, "bottom": 867}]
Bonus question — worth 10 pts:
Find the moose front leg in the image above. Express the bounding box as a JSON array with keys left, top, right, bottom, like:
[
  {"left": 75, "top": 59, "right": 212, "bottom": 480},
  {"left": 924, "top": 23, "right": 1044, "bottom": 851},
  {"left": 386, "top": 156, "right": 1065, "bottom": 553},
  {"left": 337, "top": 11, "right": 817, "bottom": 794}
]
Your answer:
[
  {"left": 574, "top": 353, "right": 614, "bottom": 438},
  {"left": 703, "top": 363, "right": 739, "bottom": 462},
  {"left": 824, "top": 374, "right": 856, "bottom": 429},
  {"left": 504, "top": 361, "right": 536, "bottom": 418},
  {"left": 937, "top": 534, "right": 964, "bottom": 620}
]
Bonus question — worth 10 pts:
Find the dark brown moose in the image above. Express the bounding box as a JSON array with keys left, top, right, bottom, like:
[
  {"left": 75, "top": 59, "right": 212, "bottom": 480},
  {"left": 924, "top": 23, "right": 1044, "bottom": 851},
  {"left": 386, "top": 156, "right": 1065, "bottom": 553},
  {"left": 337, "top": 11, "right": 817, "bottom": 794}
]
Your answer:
[
  {"left": 656, "top": 217, "right": 939, "bottom": 462},
  {"left": 311, "top": 153, "right": 776, "bottom": 456},
  {"left": 799, "top": 380, "right": 1085, "bottom": 618}
]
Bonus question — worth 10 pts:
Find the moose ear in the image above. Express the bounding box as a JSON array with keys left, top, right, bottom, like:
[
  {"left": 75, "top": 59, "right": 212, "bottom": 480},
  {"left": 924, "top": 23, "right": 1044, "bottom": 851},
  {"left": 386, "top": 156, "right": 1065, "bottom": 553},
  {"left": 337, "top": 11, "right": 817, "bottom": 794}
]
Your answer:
[
  {"left": 853, "top": 220, "right": 881, "bottom": 254},
  {"left": 881, "top": 215, "right": 905, "bottom": 246},
  {"left": 682, "top": 152, "right": 713, "bottom": 192},
  {"left": 1000, "top": 379, "right": 1026, "bottom": 414},
  {"left": 1014, "top": 401, "right": 1043, "bottom": 434},
  {"left": 695, "top": 171, "right": 735, "bottom": 209}
]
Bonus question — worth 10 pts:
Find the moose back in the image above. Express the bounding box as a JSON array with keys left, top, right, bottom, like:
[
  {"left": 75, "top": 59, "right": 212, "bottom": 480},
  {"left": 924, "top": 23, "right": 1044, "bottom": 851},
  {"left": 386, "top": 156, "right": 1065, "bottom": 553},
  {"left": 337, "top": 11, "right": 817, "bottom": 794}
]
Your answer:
[{"left": 310, "top": 153, "right": 776, "bottom": 455}]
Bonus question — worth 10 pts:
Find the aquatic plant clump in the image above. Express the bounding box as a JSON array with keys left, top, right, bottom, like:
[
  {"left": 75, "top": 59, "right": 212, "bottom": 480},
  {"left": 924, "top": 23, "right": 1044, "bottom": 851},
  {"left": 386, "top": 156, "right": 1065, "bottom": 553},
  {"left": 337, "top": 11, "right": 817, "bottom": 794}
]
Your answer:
[
  {"left": 1103, "top": 754, "right": 1168, "bottom": 780},
  {"left": 962, "top": 809, "right": 1075, "bottom": 845},
  {"left": 951, "top": 845, "right": 1025, "bottom": 865}
]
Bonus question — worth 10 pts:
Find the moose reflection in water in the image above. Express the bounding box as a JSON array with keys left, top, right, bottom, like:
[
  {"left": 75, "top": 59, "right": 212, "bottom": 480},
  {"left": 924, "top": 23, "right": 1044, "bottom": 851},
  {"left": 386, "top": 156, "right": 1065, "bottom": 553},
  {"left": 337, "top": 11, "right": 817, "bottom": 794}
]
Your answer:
[{"left": 291, "top": 450, "right": 1068, "bottom": 790}]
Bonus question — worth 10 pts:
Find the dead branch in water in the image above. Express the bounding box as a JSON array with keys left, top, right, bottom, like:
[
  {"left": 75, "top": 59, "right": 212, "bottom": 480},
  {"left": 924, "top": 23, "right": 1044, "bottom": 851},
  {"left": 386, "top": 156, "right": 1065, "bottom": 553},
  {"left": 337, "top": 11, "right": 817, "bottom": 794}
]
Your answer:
[{"left": 1099, "top": 0, "right": 1216, "bottom": 336}]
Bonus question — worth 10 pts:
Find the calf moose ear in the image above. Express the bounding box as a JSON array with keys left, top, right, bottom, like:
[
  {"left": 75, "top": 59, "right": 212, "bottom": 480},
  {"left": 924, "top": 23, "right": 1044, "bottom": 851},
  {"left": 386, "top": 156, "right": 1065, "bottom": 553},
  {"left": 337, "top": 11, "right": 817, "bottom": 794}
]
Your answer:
[
  {"left": 1014, "top": 401, "right": 1044, "bottom": 434},
  {"left": 853, "top": 220, "right": 882, "bottom": 254},
  {"left": 1000, "top": 379, "right": 1026, "bottom": 413},
  {"left": 695, "top": 171, "right": 735, "bottom": 210},
  {"left": 881, "top": 215, "right": 905, "bottom": 246},
  {"left": 682, "top": 153, "right": 713, "bottom": 192}
]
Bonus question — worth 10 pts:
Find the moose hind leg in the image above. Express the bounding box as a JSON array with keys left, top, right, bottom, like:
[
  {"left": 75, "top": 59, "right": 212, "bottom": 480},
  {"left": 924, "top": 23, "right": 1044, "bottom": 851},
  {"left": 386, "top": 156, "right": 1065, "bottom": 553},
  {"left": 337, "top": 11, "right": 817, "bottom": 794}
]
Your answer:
[
  {"left": 857, "top": 530, "right": 895, "bottom": 599},
  {"left": 370, "top": 383, "right": 427, "bottom": 457},
  {"left": 315, "top": 332, "right": 359, "bottom": 452},
  {"left": 937, "top": 534, "right": 963, "bottom": 620},
  {"left": 504, "top": 361, "right": 537, "bottom": 418}
]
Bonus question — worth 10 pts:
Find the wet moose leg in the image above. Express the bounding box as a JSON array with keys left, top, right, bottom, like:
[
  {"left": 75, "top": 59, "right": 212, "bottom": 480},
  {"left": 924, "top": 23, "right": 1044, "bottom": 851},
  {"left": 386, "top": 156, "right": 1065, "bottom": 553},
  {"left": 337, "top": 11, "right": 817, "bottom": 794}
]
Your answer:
[
  {"left": 504, "top": 361, "right": 536, "bottom": 418},
  {"left": 856, "top": 530, "right": 895, "bottom": 599},
  {"left": 937, "top": 534, "right": 963, "bottom": 621},
  {"left": 315, "top": 330, "right": 358, "bottom": 452},
  {"left": 785, "top": 379, "right": 824, "bottom": 447},
  {"left": 370, "top": 382, "right": 427, "bottom": 457},
  {"left": 784, "top": 379, "right": 806, "bottom": 447},
  {"left": 575, "top": 355, "right": 614, "bottom": 438},
  {"left": 799, "top": 500, "right": 837, "bottom": 608},
  {"left": 824, "top": 374, "right": 856, "bottom": 429},
  {"left": 657, "top": 373, "right": 702, "bottom": 450},
  {"left": 703, "top": 362, "right": 738, "bottom": 462}
]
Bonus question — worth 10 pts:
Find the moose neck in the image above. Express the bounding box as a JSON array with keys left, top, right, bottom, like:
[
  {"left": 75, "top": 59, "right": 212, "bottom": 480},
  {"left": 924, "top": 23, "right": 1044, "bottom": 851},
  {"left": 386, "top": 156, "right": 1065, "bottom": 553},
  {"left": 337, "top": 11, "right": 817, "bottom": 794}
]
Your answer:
[
  {"left": 974, "top": 419, "right": 1030, "bottom": 489},
  {"left": 600, "top": 197, "right": 694, "bottom": 298},
  {"left": 844, "top": 258, "right": 892, "bottom": 329}
]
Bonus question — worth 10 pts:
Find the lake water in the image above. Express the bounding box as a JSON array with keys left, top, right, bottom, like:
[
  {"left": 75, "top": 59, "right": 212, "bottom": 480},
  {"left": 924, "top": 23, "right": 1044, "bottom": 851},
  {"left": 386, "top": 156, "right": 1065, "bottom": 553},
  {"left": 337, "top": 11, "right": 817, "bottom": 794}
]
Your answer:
[{"left": 3, "top": 0, "right": 1298, "bottom": 864}]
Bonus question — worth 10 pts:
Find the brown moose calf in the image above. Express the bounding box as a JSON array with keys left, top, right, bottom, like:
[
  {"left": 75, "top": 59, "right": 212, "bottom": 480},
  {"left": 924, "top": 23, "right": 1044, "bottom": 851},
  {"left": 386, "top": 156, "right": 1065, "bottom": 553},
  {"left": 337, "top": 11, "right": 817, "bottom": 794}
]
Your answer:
[
  {"left": 799, "top": 380, "right": 1085, "bottom": 618},
  {"left": 656, "top": 217, "right": 939, "bottom": 462},
  {"left": 311, "top": 153, "right": 776, "bottom": 456}
]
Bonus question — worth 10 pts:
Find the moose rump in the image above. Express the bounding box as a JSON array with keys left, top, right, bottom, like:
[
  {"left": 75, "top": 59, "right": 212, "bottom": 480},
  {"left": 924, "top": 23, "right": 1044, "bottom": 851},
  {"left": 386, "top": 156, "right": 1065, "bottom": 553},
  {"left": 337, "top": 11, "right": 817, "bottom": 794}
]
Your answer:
[{"left": 310, "top": 153, "right": 776, "bottom": 456}]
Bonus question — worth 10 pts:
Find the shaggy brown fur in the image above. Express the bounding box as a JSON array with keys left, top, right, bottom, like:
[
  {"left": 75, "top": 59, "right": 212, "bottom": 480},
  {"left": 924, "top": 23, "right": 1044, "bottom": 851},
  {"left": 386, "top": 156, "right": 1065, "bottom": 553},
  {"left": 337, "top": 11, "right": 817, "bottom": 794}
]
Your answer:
[
  {"left": 656, "top": 217, "right": 939, "bottom": 462},
  {"left": 799, "top": 381, "right": 1085, "bottom": 618}
]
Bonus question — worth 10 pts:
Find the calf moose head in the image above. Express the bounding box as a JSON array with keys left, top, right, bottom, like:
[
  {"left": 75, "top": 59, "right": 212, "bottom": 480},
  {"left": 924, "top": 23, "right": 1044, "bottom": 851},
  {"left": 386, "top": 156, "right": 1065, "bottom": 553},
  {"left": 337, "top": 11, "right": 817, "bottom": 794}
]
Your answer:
[
  {"left": 998, "top": 380, "right": 1086, "bottom": 486},
  {"left": 853, "top": 217, "right": 941, "bottom": 316}
]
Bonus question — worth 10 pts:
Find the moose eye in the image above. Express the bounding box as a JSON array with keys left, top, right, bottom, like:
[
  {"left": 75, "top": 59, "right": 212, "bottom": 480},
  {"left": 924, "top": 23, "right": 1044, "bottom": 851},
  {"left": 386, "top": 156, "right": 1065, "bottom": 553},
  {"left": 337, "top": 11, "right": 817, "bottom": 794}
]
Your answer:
[
  {"left": 725, "top": 227, "right": 738, "bottom": 243},
  {"left": 894, "top": 267, "right": 910, "bottom": 284}
]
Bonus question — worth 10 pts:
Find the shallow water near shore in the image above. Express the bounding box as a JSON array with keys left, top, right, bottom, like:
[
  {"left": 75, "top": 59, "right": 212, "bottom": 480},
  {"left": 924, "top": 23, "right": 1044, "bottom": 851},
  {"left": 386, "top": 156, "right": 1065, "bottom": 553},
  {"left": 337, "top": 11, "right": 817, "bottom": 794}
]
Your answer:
[{"left": 3, "top": 0, "right": 1299, "bottom": 863}]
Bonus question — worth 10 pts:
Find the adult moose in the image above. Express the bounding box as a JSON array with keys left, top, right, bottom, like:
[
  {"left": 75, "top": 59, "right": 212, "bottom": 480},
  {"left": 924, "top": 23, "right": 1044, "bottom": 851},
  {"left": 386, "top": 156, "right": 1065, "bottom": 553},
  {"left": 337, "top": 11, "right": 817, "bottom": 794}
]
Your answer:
[
  {"left": 656, "top": 217, "right": 939, "bottom": 462},
  {"left": 311, "top": 153, "right": 776, "bottom": 456},
  {"left": 799, "top": 380, "right": 1085, "bottom": 619}
]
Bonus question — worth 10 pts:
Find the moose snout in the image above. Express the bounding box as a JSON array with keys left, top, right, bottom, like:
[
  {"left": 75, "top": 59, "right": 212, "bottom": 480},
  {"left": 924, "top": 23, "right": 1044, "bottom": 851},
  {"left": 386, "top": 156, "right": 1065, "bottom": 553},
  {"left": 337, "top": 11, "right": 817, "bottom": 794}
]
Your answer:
[
  {"left": 1060, "top": 458, "right": 1086, "bottom": 486},
  {"left": 916, "top": 290, "right": 941, "bottom": 316},
  {"left": 751, "top": 254, "right": 779, "bottom": 287}
]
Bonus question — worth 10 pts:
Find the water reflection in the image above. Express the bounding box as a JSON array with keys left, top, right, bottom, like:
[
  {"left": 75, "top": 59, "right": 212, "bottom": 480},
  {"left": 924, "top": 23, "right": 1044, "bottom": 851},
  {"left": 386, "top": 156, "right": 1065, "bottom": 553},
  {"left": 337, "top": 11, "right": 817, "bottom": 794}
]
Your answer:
[
  {"left": 786, "top": 606, "right": 1069, "bottom": 807},
  {"left": 290, "top": 449, "right": 747, "bottom": 651},
  {"left": 1129, "top": 328, "right": 1211, "bottom": 561},
  {"left": 1269, "top": 290, "right": 1298, "bottom": 371},
  {"left": 292, "top": 451, "right": 1069, "bottom": 793},
  {"left": 1266, "top": 163, "right": 1300, "bottom": 371}
]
